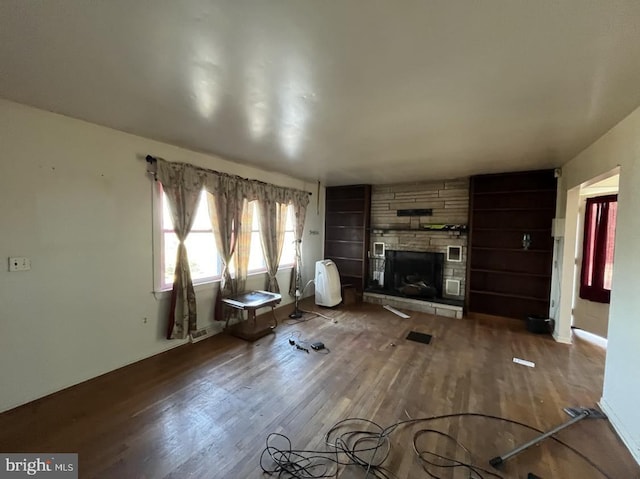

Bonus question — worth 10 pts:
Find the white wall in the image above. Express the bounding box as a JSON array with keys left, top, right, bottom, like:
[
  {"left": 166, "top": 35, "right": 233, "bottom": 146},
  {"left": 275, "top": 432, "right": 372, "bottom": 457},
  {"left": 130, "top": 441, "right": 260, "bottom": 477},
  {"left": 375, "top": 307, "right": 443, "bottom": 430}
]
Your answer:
[
  {"left": 572, "top": 291, "right": 610, "bottom": 338},
  {"left": 558, "top": 105, "right": 640, "bottom": 463},
  {"left": 0, "top": 99, "right": 325, "bottom": 413}
]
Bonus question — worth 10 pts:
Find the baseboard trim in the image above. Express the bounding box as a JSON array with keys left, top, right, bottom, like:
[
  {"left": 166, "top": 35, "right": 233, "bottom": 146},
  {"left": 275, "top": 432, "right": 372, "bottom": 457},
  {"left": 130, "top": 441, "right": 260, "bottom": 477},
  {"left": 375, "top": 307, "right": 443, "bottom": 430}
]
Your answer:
[
  {"left": 599, "top": 397, "right": 640, "bottom": 465},
  {"left": 552, "top": 331, "right": 572, "bottom": 344}
]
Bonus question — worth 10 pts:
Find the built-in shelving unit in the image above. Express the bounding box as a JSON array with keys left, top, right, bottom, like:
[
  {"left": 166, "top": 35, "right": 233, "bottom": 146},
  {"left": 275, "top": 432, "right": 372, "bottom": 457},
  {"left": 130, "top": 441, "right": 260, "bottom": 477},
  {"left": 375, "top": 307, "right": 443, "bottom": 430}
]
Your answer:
[
  {"left": 324, "top": 185, "right": 371, "bottom": 292},
  {"left": 467, "top": 170, "right": 557, "bottom": 319}
]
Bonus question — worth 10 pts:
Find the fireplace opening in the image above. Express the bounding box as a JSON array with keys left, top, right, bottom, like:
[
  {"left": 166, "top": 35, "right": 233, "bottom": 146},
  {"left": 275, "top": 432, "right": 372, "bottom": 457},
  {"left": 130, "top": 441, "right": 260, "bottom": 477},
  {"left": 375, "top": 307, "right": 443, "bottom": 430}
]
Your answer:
[{"left": 382, "top": 250, "right": 444, "bottom": 299}]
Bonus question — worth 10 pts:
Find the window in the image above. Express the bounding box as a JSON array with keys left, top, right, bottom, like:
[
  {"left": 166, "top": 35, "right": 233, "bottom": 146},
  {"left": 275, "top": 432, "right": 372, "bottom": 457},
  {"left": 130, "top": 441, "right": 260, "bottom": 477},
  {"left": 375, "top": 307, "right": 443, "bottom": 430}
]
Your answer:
[
  {"left": 158, "top": 187, "right": 295, "bottom": 290},
  {"left": 579, "top": 194, "right": 617, "bottom": 303},
  {"left": 247, "top": 201, "right": 296, "bottom": 272},
  {"left": 281, "top": 205, "right": 296, "bottom": 266},
  {"left": 160, "top": 188, "right": 219, "bottom": 289}
]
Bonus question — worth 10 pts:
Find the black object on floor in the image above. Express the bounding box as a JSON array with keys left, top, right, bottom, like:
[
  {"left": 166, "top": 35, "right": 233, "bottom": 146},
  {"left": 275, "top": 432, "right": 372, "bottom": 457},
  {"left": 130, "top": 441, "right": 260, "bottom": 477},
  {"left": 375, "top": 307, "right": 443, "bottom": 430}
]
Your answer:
[
  {"left": 526, "top": 315, "right": 553, "bottom": 334},
  {"left": 406, "top": 331, "right": 432, "bottom": 344}
]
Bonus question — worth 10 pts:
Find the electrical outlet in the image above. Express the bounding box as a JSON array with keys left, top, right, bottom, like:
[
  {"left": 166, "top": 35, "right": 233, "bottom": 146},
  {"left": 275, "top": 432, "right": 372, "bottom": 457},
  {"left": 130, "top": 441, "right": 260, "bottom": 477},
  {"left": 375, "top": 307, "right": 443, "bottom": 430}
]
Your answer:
[{"left": 8, "top": 257, "right": 31, "bottom": 272}]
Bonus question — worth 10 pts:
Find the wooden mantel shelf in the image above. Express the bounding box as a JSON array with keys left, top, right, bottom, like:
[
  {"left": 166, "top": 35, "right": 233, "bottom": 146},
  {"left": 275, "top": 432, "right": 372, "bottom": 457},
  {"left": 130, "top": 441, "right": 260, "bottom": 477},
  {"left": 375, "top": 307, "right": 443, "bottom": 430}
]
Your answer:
[{"left": 371, "top": 225, "right": 468, "bottom": 234}]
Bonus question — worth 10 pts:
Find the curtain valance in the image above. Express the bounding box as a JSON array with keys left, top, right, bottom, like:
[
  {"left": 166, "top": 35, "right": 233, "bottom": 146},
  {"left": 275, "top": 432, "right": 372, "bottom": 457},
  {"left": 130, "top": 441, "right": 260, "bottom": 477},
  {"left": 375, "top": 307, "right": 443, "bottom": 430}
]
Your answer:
[{"left": 150, "top": 157, "right": 311, "bottom": 206}]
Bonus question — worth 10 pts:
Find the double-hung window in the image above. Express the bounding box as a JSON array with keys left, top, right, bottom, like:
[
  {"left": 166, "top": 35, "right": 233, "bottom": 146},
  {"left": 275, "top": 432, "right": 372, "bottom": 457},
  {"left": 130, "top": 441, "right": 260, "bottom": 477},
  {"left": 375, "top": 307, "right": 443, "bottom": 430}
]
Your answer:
[
  {"left": 247, "top": 201, "right": 296, "bottom": 272},
  {"left": 160, "top": 188, "right": 219, "bottom": 290},
  {"left": 280, "top": 207, "right": 296, "bottom": 267},
  {"left": 158, "top": 187, "right": 296, "bottom": 290}
]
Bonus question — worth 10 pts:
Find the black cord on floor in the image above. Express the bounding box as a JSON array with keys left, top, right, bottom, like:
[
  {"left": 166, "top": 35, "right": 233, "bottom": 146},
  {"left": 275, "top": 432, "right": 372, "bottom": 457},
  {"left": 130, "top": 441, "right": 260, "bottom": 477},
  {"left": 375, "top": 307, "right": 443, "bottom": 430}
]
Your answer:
[
  {"left": 287, "top": 331, "right": 331, "bottom": 355},
  {"left": 259, "top": 412, "right": 614, "bottom": 479},
  {"left": 283, "top": 315, "right": 315, "bottom": 325}
]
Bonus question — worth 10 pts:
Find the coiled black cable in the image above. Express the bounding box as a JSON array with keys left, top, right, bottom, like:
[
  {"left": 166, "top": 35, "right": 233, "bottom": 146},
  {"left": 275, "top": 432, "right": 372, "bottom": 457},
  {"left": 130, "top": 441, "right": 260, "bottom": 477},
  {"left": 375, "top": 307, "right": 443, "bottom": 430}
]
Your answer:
[{"left": 259, "top": 412, "right": 614, "bottom": 479}]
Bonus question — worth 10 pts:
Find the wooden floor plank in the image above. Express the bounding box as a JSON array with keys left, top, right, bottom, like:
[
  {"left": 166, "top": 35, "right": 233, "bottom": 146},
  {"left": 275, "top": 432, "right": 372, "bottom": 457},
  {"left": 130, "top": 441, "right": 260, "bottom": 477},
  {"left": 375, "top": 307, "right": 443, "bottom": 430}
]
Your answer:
[{"left": 0, "top": 300, "right": 638, "bottom": 478}]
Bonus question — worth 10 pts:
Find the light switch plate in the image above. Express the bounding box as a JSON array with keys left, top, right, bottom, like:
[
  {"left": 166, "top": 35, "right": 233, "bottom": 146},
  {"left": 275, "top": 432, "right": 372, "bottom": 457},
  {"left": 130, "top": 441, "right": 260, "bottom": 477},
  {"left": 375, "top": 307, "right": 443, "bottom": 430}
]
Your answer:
[{"left": 8, "top": 257, "right": 31, "bottom": 272}]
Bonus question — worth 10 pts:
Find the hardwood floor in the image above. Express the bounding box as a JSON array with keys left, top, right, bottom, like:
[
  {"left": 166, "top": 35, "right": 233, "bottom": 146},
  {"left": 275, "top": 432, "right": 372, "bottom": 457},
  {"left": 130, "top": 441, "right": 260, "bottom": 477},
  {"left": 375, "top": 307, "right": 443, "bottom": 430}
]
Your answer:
[{"left": 0, "top": 300, "right": 638, "bottom": 478}]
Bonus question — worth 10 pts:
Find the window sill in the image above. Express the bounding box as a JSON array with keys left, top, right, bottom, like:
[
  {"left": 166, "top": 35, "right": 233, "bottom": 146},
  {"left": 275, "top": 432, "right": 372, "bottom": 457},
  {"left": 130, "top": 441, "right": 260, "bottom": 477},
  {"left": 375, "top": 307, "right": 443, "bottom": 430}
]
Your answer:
[
  {"left": 153, "top": 280, "right": 218, "bottom": 299},
  {"left": 153, "top": 265, "right": 295, "bottom": 298}
]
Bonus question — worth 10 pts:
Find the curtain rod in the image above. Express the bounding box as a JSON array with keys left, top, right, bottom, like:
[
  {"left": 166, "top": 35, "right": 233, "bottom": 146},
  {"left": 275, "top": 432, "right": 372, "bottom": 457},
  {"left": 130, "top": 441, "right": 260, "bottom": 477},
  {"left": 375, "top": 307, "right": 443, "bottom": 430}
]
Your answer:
[{"left": 145, "top": 155, "right": 312, "bottom": 196}]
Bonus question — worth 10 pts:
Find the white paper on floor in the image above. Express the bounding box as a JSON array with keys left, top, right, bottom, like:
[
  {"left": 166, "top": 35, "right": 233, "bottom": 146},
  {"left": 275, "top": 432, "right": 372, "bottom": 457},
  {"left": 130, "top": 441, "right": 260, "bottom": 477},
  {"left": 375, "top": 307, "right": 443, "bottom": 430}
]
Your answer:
[
  {"left": 513, "top": 357, "right": 535, "bottom": 368},
  {"left": 383, "top": 305, "right": 410, "bottom": 318}
]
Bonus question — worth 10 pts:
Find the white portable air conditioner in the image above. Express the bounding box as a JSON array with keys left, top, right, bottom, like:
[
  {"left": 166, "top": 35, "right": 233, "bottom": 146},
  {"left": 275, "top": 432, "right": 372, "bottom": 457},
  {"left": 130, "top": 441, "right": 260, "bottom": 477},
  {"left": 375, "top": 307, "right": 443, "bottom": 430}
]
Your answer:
[{"left": 315, "top": 260, "right": 342, "bottom": 307}]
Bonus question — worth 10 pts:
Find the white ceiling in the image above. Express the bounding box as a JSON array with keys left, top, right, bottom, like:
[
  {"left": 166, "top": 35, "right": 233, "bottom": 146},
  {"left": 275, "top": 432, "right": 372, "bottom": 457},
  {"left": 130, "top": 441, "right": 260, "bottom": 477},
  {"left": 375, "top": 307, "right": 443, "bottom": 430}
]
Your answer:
[{"left": 2, "top": 1, "right": 640, "bottom": 186}]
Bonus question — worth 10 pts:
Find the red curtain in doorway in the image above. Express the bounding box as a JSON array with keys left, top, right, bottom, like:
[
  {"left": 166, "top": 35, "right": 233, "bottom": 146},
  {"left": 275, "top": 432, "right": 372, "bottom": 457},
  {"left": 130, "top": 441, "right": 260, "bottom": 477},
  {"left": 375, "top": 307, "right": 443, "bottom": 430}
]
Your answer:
[{"left": 580, "top": 194, "right": 617, "bottom": 303}]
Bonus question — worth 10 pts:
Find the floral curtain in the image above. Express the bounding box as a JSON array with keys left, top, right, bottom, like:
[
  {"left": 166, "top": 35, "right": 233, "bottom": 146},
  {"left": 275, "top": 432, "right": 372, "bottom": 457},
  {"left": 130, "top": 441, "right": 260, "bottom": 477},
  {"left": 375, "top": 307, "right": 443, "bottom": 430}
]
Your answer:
[
  {"left": 156, "top": 160, "right": 205, "bottom": 339},
  {"left": 206, "top": 175, "right": 243, "bottom": 322},
  {"left": 289, "top": 191, "right": 310, "bottom": 296},
  {"left": 206, "top": 186, "right": 254, "bottom": 321},
  {"left": 258, "top": 186, "right": 288, "bottom": 292},
  {"left": 148, "top": 157, "right": 310, "bottom": 334},
  {"left": 234, "top": 199, "right": 254, "bottom": 295}
]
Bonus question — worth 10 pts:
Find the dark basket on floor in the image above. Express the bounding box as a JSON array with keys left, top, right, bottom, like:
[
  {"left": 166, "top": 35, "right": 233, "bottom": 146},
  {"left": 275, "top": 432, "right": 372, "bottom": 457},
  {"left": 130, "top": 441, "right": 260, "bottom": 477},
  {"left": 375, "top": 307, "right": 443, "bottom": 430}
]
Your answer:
[{"left": 526, "top": 315, "right": 554, "bottom": 334}]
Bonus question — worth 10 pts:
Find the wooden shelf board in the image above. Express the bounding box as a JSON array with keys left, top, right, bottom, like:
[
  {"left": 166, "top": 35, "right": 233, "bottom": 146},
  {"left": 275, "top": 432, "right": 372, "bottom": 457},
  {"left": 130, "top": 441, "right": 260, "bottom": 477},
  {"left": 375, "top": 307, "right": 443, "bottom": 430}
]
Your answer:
[
  {"left": 470, "top": 268, "right": 551, "bottom": 278},
  {"left": 471, "top": 247, "right": 551, "bottom": 253},
  {"left": 473, "top": 227, "right": 551, "bottom": 232},
  {"left": 473, "top": 189, "right": 557, "bottom": 196},
  {"left": 325, "top": 239, "right": 362, "bottom": 244},
  {"left": 474, "top": 207, "right": 556, "bottom": 212},
  {"left": 326, "top": 225, "right": 365, "bottom": 229},
  {"left": 327, "top": 197, "right": 364, "bottom": 202},
  {"left": 370, "top": 227, "right": 467, "bottom": 233},
  {"left": 469, "top": 290, "right": 549, "bottom": 302}
]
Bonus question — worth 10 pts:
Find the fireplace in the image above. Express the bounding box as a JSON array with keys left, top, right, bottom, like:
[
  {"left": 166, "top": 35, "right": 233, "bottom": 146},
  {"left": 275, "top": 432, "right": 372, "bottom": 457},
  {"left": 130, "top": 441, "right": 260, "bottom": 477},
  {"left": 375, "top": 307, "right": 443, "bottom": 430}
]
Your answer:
[{"left": 380, "top": 250, "right": 445, "bottom": 299}]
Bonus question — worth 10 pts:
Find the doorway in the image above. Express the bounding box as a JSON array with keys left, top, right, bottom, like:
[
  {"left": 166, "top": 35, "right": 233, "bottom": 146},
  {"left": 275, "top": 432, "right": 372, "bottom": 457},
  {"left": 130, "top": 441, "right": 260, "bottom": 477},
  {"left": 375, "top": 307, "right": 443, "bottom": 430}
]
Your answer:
[
  {"left": 557, "top": 167, "right": 619, "bottom": 344},
  {"left": 572, "top": 174, "right": 619, "bottom": 339}
]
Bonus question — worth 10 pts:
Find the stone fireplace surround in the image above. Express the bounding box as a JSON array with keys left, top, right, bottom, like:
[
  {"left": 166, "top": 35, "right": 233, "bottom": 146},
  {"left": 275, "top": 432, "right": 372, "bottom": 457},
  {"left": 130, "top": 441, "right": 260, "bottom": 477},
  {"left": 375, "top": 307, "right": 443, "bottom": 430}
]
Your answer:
[{"left": 363, "top": 178, "right": 468, "bottom": 319}]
